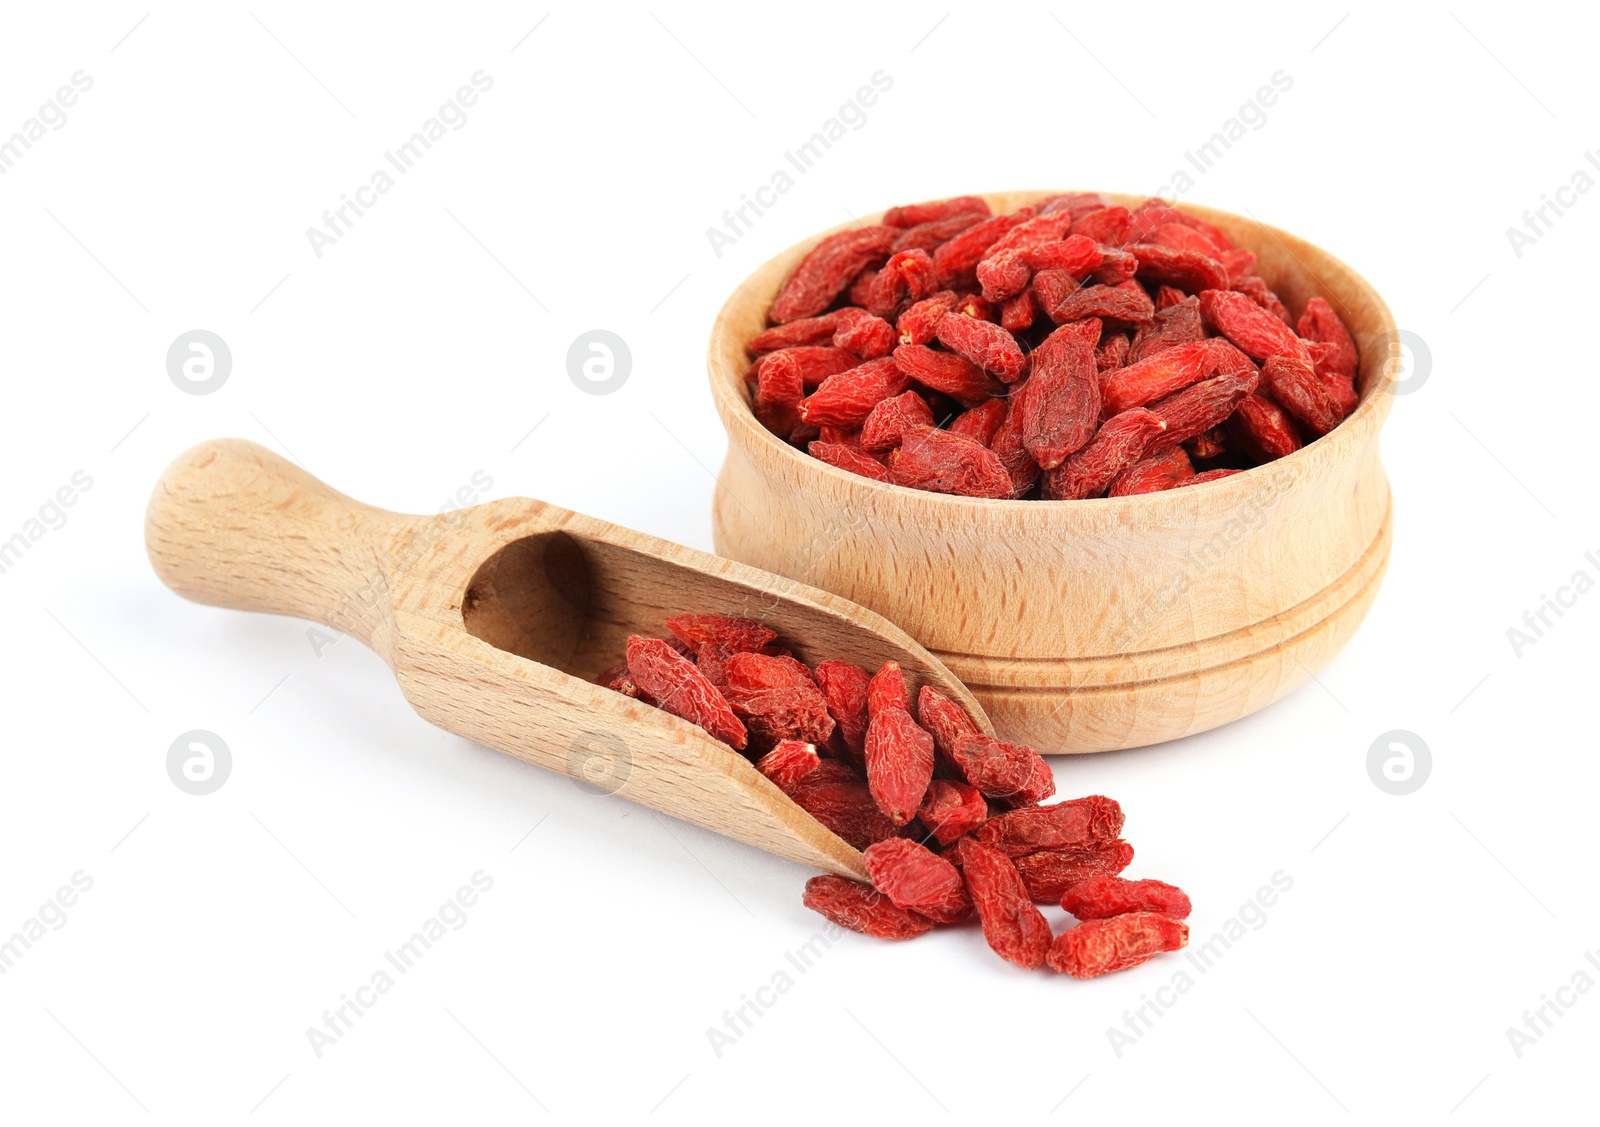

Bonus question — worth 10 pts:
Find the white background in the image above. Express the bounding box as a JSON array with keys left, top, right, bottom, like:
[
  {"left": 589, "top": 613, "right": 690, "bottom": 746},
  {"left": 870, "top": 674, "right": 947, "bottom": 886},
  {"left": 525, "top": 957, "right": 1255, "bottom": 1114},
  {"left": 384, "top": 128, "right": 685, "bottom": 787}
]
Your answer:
[{"left": 0, "top": 2, "right": 1594, "bottom": 1122}]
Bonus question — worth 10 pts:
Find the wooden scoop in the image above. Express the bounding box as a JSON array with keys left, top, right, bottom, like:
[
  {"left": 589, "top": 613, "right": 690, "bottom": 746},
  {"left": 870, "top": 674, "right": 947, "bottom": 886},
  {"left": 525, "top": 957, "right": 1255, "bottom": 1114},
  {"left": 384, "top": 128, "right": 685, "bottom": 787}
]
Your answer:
[{"left": 145, "top": 439, "right": 992, "bottom": 879}]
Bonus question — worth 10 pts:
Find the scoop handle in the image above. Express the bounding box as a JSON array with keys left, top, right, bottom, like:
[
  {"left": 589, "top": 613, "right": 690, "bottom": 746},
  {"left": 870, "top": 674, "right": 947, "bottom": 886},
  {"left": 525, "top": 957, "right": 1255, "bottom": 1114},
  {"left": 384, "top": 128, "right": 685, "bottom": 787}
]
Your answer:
[{"left": 145, "top": 439, "right": 414, "bottom": 649}]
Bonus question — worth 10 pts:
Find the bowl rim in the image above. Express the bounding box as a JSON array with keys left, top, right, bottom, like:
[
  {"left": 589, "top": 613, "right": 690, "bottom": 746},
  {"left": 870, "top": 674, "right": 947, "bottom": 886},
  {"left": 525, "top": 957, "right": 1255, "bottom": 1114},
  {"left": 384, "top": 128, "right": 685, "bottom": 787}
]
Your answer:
[{"left": 707, "top": 190, "right": 1397, "bottom": 510}]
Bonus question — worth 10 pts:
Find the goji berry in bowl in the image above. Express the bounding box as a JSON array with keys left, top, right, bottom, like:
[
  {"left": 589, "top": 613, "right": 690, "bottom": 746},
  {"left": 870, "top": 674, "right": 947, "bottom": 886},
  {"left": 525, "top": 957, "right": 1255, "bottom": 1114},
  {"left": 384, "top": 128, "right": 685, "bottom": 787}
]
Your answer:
[{"left": 707, "top": 191, "right": 1397, "bottom": 752}]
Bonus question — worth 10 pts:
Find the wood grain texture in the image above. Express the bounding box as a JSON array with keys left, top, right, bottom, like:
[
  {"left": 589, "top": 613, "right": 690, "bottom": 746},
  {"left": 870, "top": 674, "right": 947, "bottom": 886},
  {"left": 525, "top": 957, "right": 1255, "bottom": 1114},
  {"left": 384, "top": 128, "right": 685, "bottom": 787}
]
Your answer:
[
  {"left": 146, "top": 439, "right": 996, "bottom": 878},
  {"left": 708, "top": 191, "right": 1397, "bottom": 752}
]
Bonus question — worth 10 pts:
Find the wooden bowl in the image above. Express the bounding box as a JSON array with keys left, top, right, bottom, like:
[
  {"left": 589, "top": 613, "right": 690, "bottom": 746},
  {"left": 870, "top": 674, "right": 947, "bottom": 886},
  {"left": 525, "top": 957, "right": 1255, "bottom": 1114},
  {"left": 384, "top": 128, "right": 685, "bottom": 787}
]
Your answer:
[{"left": 707, "top": 191, "right": 1396, "bottom": 753}]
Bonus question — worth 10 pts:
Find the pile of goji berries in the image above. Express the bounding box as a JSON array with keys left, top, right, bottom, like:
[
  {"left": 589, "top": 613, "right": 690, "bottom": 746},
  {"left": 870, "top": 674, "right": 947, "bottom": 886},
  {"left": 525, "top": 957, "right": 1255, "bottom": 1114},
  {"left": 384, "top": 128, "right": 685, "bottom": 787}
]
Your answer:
[
  {"left": 599, "top": 613, "right": 1191, "bottom": 977},
  {"left": 745, "top": 193, "right": 1360, "bottom": 499}
]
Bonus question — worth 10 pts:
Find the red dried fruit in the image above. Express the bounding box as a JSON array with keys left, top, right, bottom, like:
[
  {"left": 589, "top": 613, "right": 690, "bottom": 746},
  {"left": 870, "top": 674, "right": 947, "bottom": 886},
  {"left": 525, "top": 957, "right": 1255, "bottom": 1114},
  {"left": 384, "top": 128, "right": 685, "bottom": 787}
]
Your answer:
[
  {"left": 1107, "top": 447, "right": 1195, "bottom": 497},
  {"left": 1126, "top": 243, "right": 1229, "bottom": 293},
  {"left": 983, "top": 211, "right": 1076, "bottom": 259},
  {"left": 722, "top": 652, "right": 836, "bottom": 746},
  {"left": 1155, "top": 285, "right": 1188, "bottom": 311},
  {"left": 891, "top": 213, "right": 986, "bottom": 254},
  {"left": 1014, "top": 841, "right": 1135, "bottom": 903},
  {"left": 625, "top": 636, "right": 747, "bottom": 749},
  {"left": 1042, "top": 408, "right": 1167, "bottom": 500},
  {"left": 1061, "top": 875, "right": 1193, "bottom": 920},
  {"left": 832, "top": 308, "right": 898, "bottom": 360},
  {"left": 933, "top": 209, "right": 1035, "bottom": 288},
  {"left": 756, "top": 740, "right": 821, "bottom": 794},
  {"left": 957, "top": 838, "right": 1053, "bottom": 969},
  {"left": 598, "top": 660, "right": 646, "bottom": 701},
  {"left": 1235, "top": 275, "right": 1292, "bottom": 324},
  {"left": 892, "top": 343, "right": 1005, "bottom": 402},
  {"left": 813, "top": 660, "right": 871, "bottom": 765},
  {"left": 867, "top": 249, "right": 940, "bottom": 318},
  {"left": 1096, "top": 332, "right": 1130, "bottom": 372},
  {"left": 952, "top": 293, "right": 996, "bottom": 322},
  {"left": 1263, "top": 354, "right": 1344, "bottom": 435},
  {"left": 1090, "top": 248, "right": 1139, "bottom": 285},
  {"left": 1227, "top": 393, "right": 1301, "bottom": 462},
  {"left": 975, "top": 248, "right": 1032, "bottom": 303},
  {"left": 1000, "top": 290, "right": 1037, "bottom": 333},
  {"left": 864, "top": 706, "right": 935, "bottom": 824},
  {"left": 948, "top": 733, "right": 1041, "bottom": 801},
  {"left": 887, "top": 425, "right": 1013, "bottom": 499},
  {"left": 750, "top": 345, "right": 859, "bottom": 389},
  {"left": 1070, "top": 206, "right": 1132, "bottom": 246},
  {"left": 948, "top": 398, "right": 1008, "bottom": 446},
  {"left": 1100, "top": 340, "right": 1219, "bottom": 414},
  {"left": 989, "top": 389, "right": 1041, "bottom": 497},
  {"left": 1176, "top": 468, "right": 1241, "bottom": 486},
  {"left": 916, "top": 779, "right": 989, "bottom": 846},
  {"left": 1198, "top": 289, "right": 1312, "bottom": 366},
  {"left": 863, "top": 838, "right": 971, "bottom": 923},
  {"left": 791, "top": 774, "right": 902, "bottom": 850},
  {"left": 883, "top": 195, "right": 991, "bottom": 228},
  {"left": 748, "top": 311, "right": 852, "bottom": 353},
  {"left": 1145, "top": 222, "right": 1223, "bottom": 258},
  {"left": 802, "top": 875, "right": 935, "bottom": 939},
  {"left": 752, "top": 351, "right": 804, "bottom": 438},
  {"left": 1145, "top": 368, "right": 1260, "bottom": 453},
  {"left": 976, "top": 795, "right": 1125, "bottom": 857},
  {"left": 860, "top": 390, "right": 936, "bottom": 454},
  {"left": 1323, "top": 373, "right": 1359, "bottom": 415},
  {"left": 770, "top": 226, "right": 894, "bottom": 323},
  {"left": 665, "top": 614, "right": 778, "bottom": 656},
  {"left": 1218, "top": 247, "right": 1256, "bottom": 285},
  {"left": 935, "top": 314, "right": 1026, "bottom": 382},
  {"left": 1028, "top": 234, "right": 1103, "bottom": 278},
  {"left": 1128, "top": 296, "right": 1204, "bottom": 363},
  {"left": 915, "top": 685, "right": 978, "bottom": 755},
  {"left": 799, "top": 357, "right": 912, "bottom": 428},
  {"left": 1009, "top": 753, "right": 1056, "bottom": 806},
  {"left": 866, "top": 661, "right": 909, "bottom": 717},
  {"left": 808, "top": 441, "right": 889, "bottom": 481},
  {"left": 1207, "top": 336, "right": 1261, "bottom": 379},
  {"left": 1021, "top": 318, "right": 1102, "bottom": 470},
  {"left": 1296, "top": 296, "right": 1359, "bottom": 380},
  {"left": 1047, "top": 912, "right": 1189, "bottom": 978},
  {"left": 896, "top": 291, "right": 961, "bottom": 346},
  {"left": 1038, "top": 278, "right": 1154, "bottom": 324}
]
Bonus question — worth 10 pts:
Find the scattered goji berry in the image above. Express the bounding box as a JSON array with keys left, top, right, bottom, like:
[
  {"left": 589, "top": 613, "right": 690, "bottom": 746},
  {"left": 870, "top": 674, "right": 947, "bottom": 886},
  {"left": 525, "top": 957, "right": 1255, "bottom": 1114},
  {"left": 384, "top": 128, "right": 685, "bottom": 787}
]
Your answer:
[
  {"left": 916, "top": 779, "right": 989, "bottom": 845},
  {"left": 864, "top": 706, "right": 934, "bottom": 824},
  {"left": 1013, "top": 841, "right": 1135, "bottom": 903},
  {"left": 957, "top": 838, "right": 1053, "bottom": 969},
  {"left": 1060, "top": 875, "right": 1193, "bottom": 920},
  {"left": 975, "top": 795, "right": 1125, "bottom": 856},
  {"left": 802, "top": 875, "right": 935, "bottom": 939},
  {"left": 863, "top": 838, "right": 971, "bottom": 923},
  {"left": 665, "top": 614, "right": 778, "bottom": 656},
  {"left": 1047, "top": 912, "right": 1189, "bottom": 977}
]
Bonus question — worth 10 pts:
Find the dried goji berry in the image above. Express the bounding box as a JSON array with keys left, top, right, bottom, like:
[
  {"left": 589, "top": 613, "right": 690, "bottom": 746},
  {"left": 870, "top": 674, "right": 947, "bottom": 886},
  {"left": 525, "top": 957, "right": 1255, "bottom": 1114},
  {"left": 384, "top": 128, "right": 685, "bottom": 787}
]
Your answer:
[
  {"left": 1175, "top": 468, "right": 1241, "bottom": 486},
  {"left": 752, "top": 351, "right": 804, "bottom": 439},
  {"left": 948, "top": 398, "right": 1008, "bottom": 446},
  {"left": 1227, "top": 392, "right": 1301, "bottom": 462},
  {"left": 890, "top": 213, "right": 986, "bottom": 255},
  {"left": 1126, "top": 243, "right": 1229, "bottom": 293},
  {"left": 1100, "top": 341, "right": 1219, "bottom": 414},
  {"left": 916, "top": 779, "right": 989, "bottom": 845},
  {"left": 893, "top": 343, "right": 1006, "bottom": 402},
  {"left": 863, "top": 838, "right": 971, "bottom": 923},
  {"left": 1070, "top": 206, "right": 1132, "bottom": 246},
  {"left": 799, "top": 357, "right": 912, "bottom": 428},
  {"left": 1038, "top": 278, "right": 1154, "bottom": 324},
  {"left": 860, "top": 390, "right": 936, "bottom": 454},
  {"left": 1013, "top": 840, "right": 1135, "bottom": 903},
  {"left": 1263, "top": 354, "right": 1343, "bottom": 435},
  {"left": 866, "top": 661, "right": 909, "bottom": 717},
  {"left": 989, "top": 390, "right": 1041, "bottom": 498},
  {"left": 665, "top": 614, "right": 778, "bottom": 656},
  {"left": 883, "top": 195, "right": 991, "bottom": 228},
  {"left": 887, "top": 425, "right": 1013, "bottom": 499},
  {"left": 935, "top": 313, "right": 1026, "bottom": 382},
  {"left": 1145, "top": 368, "right": 1260, "bottom": 453},
  {"left": 598, "top": 660, "right": 646, "bottom": 701},
  {"left": 751, "top": 345, "right": 859, "bottom": 389},
  {"left": 721, "top": 653, "right": 837, "bottom": 746},
  {"left": 1218, "top": 247, "right": 1256, "bottom": 285},
  {"left": 1021, "top": 318, "right": 1102, "bottom": 470},
  {"left": 915, "top": 685, "right": 977, "bottom": 755},
  {"left": 814, "top": 659, "right": 871, "bottom": 763},
  {"left": 975, "top": 795, "right": 1125, "bottom": 857},
  {"left": 1107, "top": 447, "right": 1195, "bottom": 497},
  {"left": 1129, "top": 296, "right": 1205, "bottom": 363},
  {"left": 1234, "top": 275, "right": 1292, "bottom": 324},
  {"left": 1296, "top": 295, "right": 1359, "bottom": 381},
  {"left": 748, "top": 311, "right": 852, "bottom": 353},
  {"left": 975, "top": 247, "right": 1032, "bottom": 303},
  {"left": 808, "top": 440, "right": 889, "bottom": 481},
  {"left": 625, "top": 636, "right": 748, "bottom": 749},
  {"left": 957, "top": 838, "right": 1053, "bottom": 969},
  {"left": 1198, "top": 289, "right": 1311, "bottom": 366},
  {"left": 866, "top": 249, "right": 940, "bottom": 318},
  {"left": 791, "top": 774, "right": 901, "bottom": 850},
  {"left": 864, "top": 706, "right": 935, "bottom": 824},
  {"left": 948, "top": 733, "right": 1044, "bottom": 801},
  {"left": 1042, "top": 408, "right": 1167, "bottom": 500},
  {"left": 832, "top": 308, "right": 898, "bottom": 360},
  {"left": 770, "top": 226, "right": 894, "bottom": 323},
  {"left": 896, "top": 291, "right": 961, "bottom": 347},
  {"left": 802, "top": 874, "right": 935, "bottom": 939},
  {"left": 1096, "top": 332, "right": 1131, "bottom": 372},
  {"left": 1184, "top": 425, "right": 1229, "bottom": 462},
  {"left": 1090, "top": 248, "right": 1139, "bottom": 286},
  {"left": 933, "top": 209, "right": 1036, "bottom": 288},
  {"left": 755, "top": 740, "right": 821, "bottom": 794},
  {"left": 1000, "top": 289, "right": 1037, "bottom": 334},
  {"left": 1047, "top": 912, "right": 1188, "bottom": 977},
  {"left": 1060, "top": 875, "right": 1192, "bottom": 920}
]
